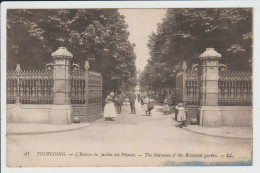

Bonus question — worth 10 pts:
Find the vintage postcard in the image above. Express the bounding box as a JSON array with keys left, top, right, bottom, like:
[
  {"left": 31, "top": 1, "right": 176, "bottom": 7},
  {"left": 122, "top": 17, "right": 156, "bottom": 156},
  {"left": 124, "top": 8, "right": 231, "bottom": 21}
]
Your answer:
[{"left": 1, "top": 1, "right": 259, "bottom": 170}]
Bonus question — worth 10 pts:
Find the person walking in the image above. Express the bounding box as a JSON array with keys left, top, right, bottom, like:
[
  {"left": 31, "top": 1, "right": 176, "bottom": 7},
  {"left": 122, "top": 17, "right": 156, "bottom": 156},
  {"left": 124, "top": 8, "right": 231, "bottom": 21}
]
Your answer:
[
  {"left": 147, "top": 97, "right": 154, "bottom": 116},
  {"left": 143, "top": 96, "right": 153, "bottom": 116},
  {"left": 129, "top": 91, "right": 136, "bottom": 114},
  {"left": 117, "top": 92, "right": 125, "bottom": 114},
  {"left": 140, "top": 93, "right": 145, "bottom": 107},
  {"left": 175, "top": 103, "right": 187, "bottom": 128},
  {"left": 137, "top": 93, "right": 141, "bottom": 103},
  {"left": 171, "top": 93, "right": 175, "bottom": 107},
  {"left": 143, "top": 96, "right": 149, "bottom": 116},
  {"left": 103, "top": 92, "right": 117, "bottom": 121},
  {"left": 114, "top": 94, "right": 120, "bottom": 114},
  {"left": 163, "top": 96, "right": 171, "bottom": 115}
]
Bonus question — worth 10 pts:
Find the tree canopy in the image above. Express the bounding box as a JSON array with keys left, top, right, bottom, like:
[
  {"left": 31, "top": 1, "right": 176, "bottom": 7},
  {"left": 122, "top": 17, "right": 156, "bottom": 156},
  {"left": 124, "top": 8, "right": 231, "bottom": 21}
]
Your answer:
[
  {"left": 140, "top": 8, "right": 252, "bottom": 93},
  {"left": 7, "top": 9, "right": 137, "bottom": 95}
]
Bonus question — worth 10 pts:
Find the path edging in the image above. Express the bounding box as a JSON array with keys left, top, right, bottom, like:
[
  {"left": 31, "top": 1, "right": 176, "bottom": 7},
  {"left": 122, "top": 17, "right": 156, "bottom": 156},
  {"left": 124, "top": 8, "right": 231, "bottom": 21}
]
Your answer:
[
  {"left": 6, "top": 124, "right": 90, "bottom": 136},
  {"left": 183, "top": 126, "right": 252, "bottom": 140}
]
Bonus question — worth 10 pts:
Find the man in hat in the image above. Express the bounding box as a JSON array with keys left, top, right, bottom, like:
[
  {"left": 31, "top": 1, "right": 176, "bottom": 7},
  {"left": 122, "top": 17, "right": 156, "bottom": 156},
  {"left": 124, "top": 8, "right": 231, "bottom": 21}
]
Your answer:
[
  {"left": 129, "top": 90, "right": 136, "bottom": 114},
  {"left": 117, "top": 92, "right": 125, "bottom": 114}
]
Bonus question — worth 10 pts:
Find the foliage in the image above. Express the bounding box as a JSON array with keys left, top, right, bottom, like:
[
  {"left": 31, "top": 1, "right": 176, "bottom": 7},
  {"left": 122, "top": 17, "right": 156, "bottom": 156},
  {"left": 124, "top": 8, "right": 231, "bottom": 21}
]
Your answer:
[
  {"left": 7, "top": 9, "right": 137, "bottom": 95},
  {"left": 140, "top": 8, "right": 252, "bottom": 92}
]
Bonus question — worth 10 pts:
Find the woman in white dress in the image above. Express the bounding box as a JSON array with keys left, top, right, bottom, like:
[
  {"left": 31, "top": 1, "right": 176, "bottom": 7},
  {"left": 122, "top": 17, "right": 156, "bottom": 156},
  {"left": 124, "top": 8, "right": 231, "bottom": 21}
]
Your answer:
[
  {"left": 103, "top": 92, "right": 117, "bottom": 121},
  {"left": 175, "top": 103, "right": 187, "bottom": 128}
]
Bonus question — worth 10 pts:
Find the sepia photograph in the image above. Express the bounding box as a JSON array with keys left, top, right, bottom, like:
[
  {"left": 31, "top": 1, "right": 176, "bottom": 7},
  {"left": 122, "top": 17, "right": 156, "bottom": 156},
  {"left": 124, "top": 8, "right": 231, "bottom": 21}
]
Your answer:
[{"left": 1, "top": 1, "right": 257, "bottom": 169}]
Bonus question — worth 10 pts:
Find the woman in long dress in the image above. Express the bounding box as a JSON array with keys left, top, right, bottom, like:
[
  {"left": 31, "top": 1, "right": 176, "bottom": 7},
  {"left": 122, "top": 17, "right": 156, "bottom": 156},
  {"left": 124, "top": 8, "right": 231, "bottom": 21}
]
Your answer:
[
  {"left": 175, "top": 103, "right": 187, "bottom": 128},
  {"left": 163, "top": 96, "right": 171, "bottom": 115},
  {"left": 103, "top": 92, "right": 117, "bottom": 121}
]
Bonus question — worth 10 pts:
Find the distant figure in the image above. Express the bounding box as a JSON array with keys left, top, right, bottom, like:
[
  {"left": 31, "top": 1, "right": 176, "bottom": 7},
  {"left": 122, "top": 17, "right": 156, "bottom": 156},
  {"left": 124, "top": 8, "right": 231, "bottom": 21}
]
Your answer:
[
  {"left": 103, "top": 92, "right": 117, "bottom": 121},
  {"left": 171, "top": 94, "right": 175, "bottom": 106},
  {"left": 143, "top": 96, "right": 154, "bottom": 116},
  {"left": 114, "top": 94, "right": 120, "bottom": 113},
  {"left": 129, "top": 91, "right": 136, "bottom": 114},
  {"left": 140, "top": 93, "right": 145, "bottom": 106},
  {"left": 163, "top": 96, "right": 171, "bottom": 115},
  {"left": 137, "top": 93, "right": 141, "bottom": 103},
  {"left": 143, "top": 96, "right": 149, "bottom": 116},
  {"left": 175, "top": 103, "right": 187, "bottom": 128},
  {"left": 147, "top": 97, "right": 154, "bottom": 116},
  {"left": 117, "top": 92, "right": 125, "bottom": 114}
]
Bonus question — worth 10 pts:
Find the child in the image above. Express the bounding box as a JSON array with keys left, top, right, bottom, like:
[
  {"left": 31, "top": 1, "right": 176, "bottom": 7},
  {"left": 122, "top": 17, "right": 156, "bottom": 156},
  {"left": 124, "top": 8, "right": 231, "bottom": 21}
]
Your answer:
[{"left": 175, "top": 103, "right": 187, "bottom": 128}]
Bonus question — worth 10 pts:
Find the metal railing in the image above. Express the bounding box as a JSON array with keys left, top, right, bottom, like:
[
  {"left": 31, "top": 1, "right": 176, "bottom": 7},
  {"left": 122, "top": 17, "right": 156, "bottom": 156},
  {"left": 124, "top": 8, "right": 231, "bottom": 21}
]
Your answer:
[
  {"left": 7, "top": 65, "right": 54, "bottom": 104},
  {"left": 218, "top": 70, "right": 252, "bottom": 106}
]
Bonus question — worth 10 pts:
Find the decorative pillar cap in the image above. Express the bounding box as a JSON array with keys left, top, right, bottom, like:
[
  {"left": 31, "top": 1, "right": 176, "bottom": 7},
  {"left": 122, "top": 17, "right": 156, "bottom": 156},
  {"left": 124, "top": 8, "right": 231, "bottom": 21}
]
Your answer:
[
  {"left": 182, "top": 61, "right": 187, "bottom": 72},
  {"left": 52, "top": 47, "right": 73, "bottom": 58},
  {"left": 199, "top": 48, "right": 221, "bottom": 60},
  {"left": 84, "top": 61, "right": 89, "bottom": 70},
  {"left": 16, "top": 64, "right": 21, "bottom": 73}
]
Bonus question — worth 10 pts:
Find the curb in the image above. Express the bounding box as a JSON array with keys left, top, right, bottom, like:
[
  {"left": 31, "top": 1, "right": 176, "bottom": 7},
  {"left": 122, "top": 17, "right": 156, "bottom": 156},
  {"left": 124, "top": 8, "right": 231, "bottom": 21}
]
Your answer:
[
  {"left": 6, "top": 124, "right": 90, "bottom": 136},
  {"left": 182, "top": 126, "right": 252, "bottom": 140}
]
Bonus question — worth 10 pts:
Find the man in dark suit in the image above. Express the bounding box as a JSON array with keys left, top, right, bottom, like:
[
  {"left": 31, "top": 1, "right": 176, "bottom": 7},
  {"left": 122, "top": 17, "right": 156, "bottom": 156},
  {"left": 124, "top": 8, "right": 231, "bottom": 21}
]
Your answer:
[
  {"left": 129, "top": 91, "right": 136, "bottom": 114},
  {"left": 117, "top": 92, "right": 125, "bottom": 114},
  {"left": 114, "top": 94, "right": 120, "bottom": 114}
]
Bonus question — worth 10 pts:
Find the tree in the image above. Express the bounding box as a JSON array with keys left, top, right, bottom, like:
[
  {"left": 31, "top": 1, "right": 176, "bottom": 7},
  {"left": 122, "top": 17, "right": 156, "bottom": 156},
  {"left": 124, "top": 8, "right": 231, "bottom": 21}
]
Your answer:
[
  {"left": 140, "top": 8, "right": 252, "bottom": 94},
  {"left": 7, "top": 9, "right": 137, "bottom": 96}
]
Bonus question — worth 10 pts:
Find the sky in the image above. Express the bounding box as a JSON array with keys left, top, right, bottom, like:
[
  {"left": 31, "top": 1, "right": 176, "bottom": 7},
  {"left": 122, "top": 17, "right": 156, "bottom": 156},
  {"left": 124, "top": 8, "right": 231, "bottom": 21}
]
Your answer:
[{"left": 118, "top": 9, "right": 167, "bottom": 72}]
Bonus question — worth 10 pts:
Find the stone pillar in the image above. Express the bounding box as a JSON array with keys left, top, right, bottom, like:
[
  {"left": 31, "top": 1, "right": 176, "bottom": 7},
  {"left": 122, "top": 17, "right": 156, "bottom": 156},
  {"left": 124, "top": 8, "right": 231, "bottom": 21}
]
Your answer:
[
  {"left": 199, "top": 48, "right": 222, "bottom": 127},
  {"left": 49, "top": 47, "right": 73, "bottom": 124}
]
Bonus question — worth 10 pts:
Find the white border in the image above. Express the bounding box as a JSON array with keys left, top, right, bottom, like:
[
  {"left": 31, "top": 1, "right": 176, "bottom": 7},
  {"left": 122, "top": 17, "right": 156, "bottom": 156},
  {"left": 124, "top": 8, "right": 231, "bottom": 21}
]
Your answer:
[{"left": 1, "top": 1, "right": 260, "bottom": 173}]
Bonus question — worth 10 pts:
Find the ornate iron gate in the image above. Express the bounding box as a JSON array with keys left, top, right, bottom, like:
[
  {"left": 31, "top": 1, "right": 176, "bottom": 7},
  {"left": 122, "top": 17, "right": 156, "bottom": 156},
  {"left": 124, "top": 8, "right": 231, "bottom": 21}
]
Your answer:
[
  {"left": 175, "top": 62, "right": 200, "bottom": 124},
  {"left": 71, "top": 63, "right": 103, "bottom": 122},
  {"left": 87, "top": 71, "right": 103, "bottom": 121}
]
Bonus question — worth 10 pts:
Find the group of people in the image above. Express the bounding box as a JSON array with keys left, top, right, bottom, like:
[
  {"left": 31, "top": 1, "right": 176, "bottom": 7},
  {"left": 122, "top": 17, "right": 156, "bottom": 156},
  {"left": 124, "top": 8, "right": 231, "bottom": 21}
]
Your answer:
[
  {"left": 103, "top": 91, "right": 187, "bottom": 128},
  {"left": 103, "top": 91, "right": 137, "bottom": 121},
  {"left": 163, "top": 95, "right": 188, "bottom": 128},
  {"left": 162, "top": 95, "right": 187, "bottom": 128}
]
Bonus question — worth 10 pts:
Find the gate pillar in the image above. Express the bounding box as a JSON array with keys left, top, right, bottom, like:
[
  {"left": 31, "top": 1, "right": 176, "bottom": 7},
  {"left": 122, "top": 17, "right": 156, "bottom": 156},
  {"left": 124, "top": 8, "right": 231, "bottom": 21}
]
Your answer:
[
  {"left": 199, "top": 48, "right": 221, "bottom": 127},
  {"left": 50, "top": 47, "right": 73, "bottom": 124}
]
